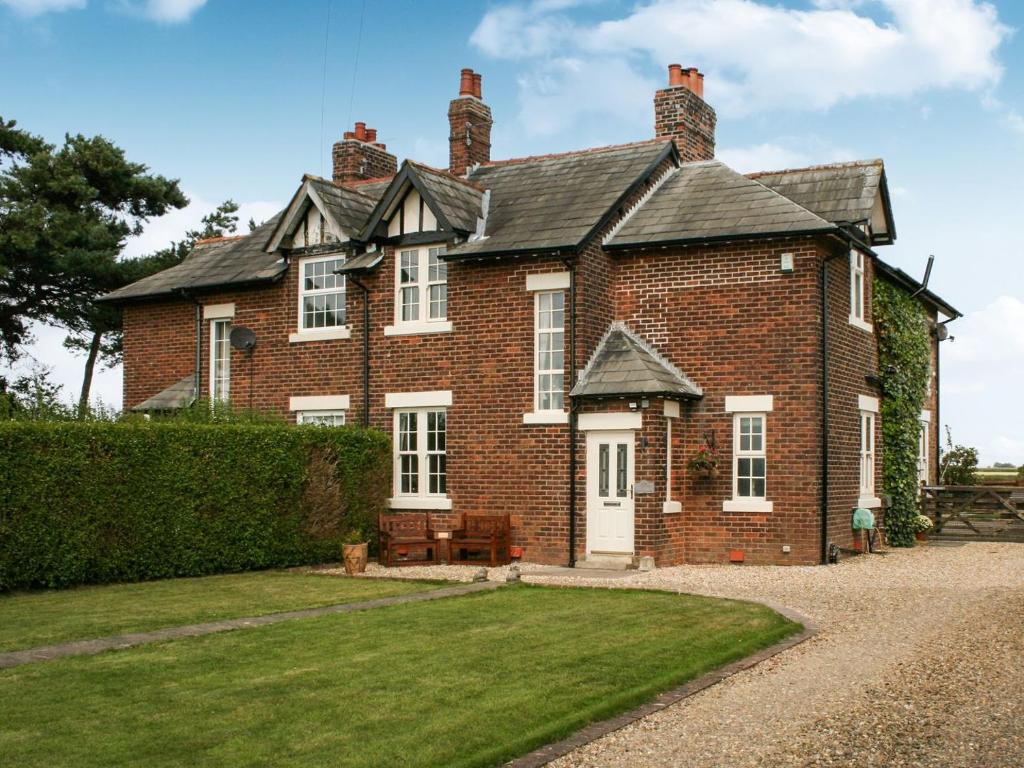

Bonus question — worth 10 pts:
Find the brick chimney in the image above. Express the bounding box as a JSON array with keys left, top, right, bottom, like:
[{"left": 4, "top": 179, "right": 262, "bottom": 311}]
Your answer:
[
  {"left": 654, "top": 64, "right": 716, "bottom": 162},
  {"left": 331, "top": 121, "right": 397, "bottom": 184},
  {"left": 448, "top": 68, "right": 492, "bottom": 177}
]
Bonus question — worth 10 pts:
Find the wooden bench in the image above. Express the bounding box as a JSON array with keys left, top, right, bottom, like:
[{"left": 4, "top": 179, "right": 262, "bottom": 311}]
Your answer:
[
  {"left": 378, "top": 513, "right": 438, "bottom": 567},
  {"left": 449, "top": 513, "right": 511, "bottom": 567}
]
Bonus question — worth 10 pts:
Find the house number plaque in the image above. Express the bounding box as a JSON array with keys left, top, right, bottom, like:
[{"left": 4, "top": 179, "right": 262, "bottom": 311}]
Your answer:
[{"left": 633, "top": 480, "right": 655, "bottom": 495}]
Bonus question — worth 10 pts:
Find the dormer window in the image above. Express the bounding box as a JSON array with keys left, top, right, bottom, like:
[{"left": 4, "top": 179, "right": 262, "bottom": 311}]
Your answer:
[
  {"left": 289, "top": 254, "right": 351, "bottom": 343},
  {"left": 386, "top": 245, "right": 452, "bottom": 336}
]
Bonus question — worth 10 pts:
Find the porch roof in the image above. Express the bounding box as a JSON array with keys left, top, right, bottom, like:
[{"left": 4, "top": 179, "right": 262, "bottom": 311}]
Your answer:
[{"left": 131, "top": 375, "right": 196, "bottom": 411}]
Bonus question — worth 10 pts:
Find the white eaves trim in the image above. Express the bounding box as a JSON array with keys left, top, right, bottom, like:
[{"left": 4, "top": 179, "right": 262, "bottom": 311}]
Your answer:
[
  {"left": 723, "top": 499, "right": 774, "bottom": 513},
  {"left": 388, "top": 497, "right": 453, "bottom": 510},
  {"left": 525, "top": 272, "right": 570, "bottom": 291},
  {"left": 858, "top": 394, "right": 880, "bottom": 413},
  {"left": 383, "top": 320, "right": 453, "bottom": 336},
  {"left": 523, "top": 411, "right": 568, "bottom": 425},
  {"left": 289, "top": 326, "right": 351, "bottom": 343},
  {"left": 385, "top": 391, "right": 453, "bottom": 409},
  {"left": 724, "top": 395, "right": 774, "bottom": 413},
  {"left": 578, "top": 412, "right": 642, "bottom": 431},
  {"left": 203, "top": 303, "right": 235, "bottom": 320},
  {"left": 289, "top": 395, "right": 350, "bottom": 411}
]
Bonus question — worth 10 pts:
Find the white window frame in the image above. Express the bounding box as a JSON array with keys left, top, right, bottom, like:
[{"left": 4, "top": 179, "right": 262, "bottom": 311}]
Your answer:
[
  {"left": 297, "top": 410, "right": 346, "bottom": 426},
  {"left": 209, "top": 318, "right": 231, "bottom": 403},
  {"left": 849, "top": 249, "right": 873, "bottom": 332},
  {"left": 918, "top": 411, "right": 931, "bottom": 486},
  {"left": 291, "top": 254, "right": 351, "bottom": 343},
  {"left": 523, "top": 289, "right": 567, "bottom": 424},
  {"left": 723, "top": 413, "right": 772, "bottom": 513},
  {"left": 859, "top": 409, "right": 880, "bottom": 508},
  {"left": 663, "top": 400, "right": 681, "bottom": 514},
  {"left": 388, "top": 406, "right": 452, "bottom": 510},
  {"left": 384, "top": 244, "right": 452, "bottom": 336}
]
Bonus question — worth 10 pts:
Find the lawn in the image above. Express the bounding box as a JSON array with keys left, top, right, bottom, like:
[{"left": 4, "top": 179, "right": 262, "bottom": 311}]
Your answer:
[
  {"left": 0, "top": 571, "right": 438, "bottom": 652},
  {"left": 0, "top": 584, "right": 799, "bottom": 768}
]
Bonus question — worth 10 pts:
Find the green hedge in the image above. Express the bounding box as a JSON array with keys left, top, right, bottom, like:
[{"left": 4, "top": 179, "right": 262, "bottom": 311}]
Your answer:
[{"left": 0, "top": 422, "right": 390, "bottom": 591}]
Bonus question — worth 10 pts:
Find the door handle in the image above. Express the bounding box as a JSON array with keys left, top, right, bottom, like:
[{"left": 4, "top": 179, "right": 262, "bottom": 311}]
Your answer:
[{"left": 604, "top": 501, "right": 622, "bottom": 507}]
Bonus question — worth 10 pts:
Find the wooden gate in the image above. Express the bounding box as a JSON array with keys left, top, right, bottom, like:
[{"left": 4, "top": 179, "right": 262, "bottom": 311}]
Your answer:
[{"left": 921, "top": 485, "right": 1024, "bottom": 542}]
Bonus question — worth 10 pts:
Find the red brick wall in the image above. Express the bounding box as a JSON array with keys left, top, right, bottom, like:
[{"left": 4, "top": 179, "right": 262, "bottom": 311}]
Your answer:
[
  {"left": 614, "top": 237, "right": 828, "bottom": 565},
  {"left": 654, "top": 85, "right": 716, "bottom": 162}
]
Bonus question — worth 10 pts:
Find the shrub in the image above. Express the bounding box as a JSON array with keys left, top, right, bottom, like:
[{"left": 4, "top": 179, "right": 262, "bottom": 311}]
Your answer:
[
  {"left": 0, "top": 421, "right": 389, "bottom": 591},
  {"left": 939, "top": 444, "right": 979, "bottom": 486}
]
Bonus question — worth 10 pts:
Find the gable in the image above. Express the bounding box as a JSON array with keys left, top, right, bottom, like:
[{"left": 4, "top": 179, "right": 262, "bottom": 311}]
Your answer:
[
  {"left": 266, "top": 177, "right": 365, "bottom": 252},
  {"left": 386, "top": 187, "right": 439, "bottom": 237}
]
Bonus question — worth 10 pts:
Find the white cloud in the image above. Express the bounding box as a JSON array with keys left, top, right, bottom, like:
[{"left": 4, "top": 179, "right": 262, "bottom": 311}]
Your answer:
[
  {"left": 136, "top": 0, "right": 205, "bottom": 23},
  {"left": 717, "top": 140, "right": 855, "bottom": 174},
  {"left": 471, "top": 0, "right": 1012, "bottom": 135},
  {"left": 0, "top": 0, "right": 84, "bottom": 15},
  {"left": 941, "top": 295, "right": 1024, "bottom": 464},
  {"left": 123, "top": 193, "right": 281, "bottom": 260}
]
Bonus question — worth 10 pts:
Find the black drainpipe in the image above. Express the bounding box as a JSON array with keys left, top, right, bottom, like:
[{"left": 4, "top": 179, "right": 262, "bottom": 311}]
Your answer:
[
  {"left": 560, "top": 253, "right": 578, "bottom": 567},
  {"left": 177, "top": 289, "right": 203, "bottom": 403},
  {"left": 348, "top": 274, "right": 372, "bottom": 426},
  {"left": 819, "top": 247, "right": 846, "bottom": 565}
]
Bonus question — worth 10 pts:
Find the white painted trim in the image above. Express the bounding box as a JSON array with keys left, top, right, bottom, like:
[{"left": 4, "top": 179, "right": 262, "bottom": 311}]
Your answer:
[
  {"left": 383, "top": 320, "right": 453, "bottom": 336},
  {"left": 296, "top": 253, "right": 348, "bottom": 335},
  {"left": 662, "top": 501, "right": 682, "bottom": 514},
  {"left": 525, "top": 272, "right": 570, "bottom": 291},
  {"left": 387, "top": 497, "right": 453, "bottom": 511},
  {"left": 858, "top": 394, "right": 880, "bottom": 413},
  {"left": 920, "top": 409, "right": 932, "bottom": 423},
  {"left": 385, "top": 391, "right": 453, "bottom": 409},
  {"left": 723, "top": 499, "right": 774, "bottom": 513},
  {"left": 578, "top": 412, "right": 642, "bottom": 431},
  {"left": 289, "top": 326, "right": 351, "bottom": 343},
  {"left": 857, "top": 496, "right": 883, "bottom": 509},
  {"left": 724, "top": 395, "right": 774, "bottom": 413},
  {"left": 522, "top": 411, "right": 569, "bottom": 425},
  {"left": 848, "top": 315, "right": 874, "bottom": 334},
  {"left": 289, "top": 395, "right": 350, "bottom": 411},
  {"left": 663, "top": 400, "right": 680, "bottom": 418},
  {"left": 203, "top": 303, "right": 235, "bottom": 320}
]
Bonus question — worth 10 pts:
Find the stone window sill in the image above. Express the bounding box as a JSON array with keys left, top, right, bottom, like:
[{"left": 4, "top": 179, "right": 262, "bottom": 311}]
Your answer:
[
  {"left": 722, "top": 499, "right": 774, "bottom": 513},
  {"left": 387, "top": 496, "right": 453, "bottom": 511},
  {"left": 522, "top": 411, "right": 569, "bottom": 425},
  {"left": 289, "top": 326, "right": 351, "bottom": 343},
  {"left": 383, "top": 321, "right": 452, "bottom": 337}
]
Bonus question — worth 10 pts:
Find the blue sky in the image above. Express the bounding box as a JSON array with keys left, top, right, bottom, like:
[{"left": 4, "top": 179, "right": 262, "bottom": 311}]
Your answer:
[{"left": 2, "top": 0, "right": 1022, "bottom": 463}]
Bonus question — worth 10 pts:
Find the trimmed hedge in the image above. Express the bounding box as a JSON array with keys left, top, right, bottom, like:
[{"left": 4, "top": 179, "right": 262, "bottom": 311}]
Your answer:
[{"left": 0, "top": 422, "right": 390, "bottom": 591}]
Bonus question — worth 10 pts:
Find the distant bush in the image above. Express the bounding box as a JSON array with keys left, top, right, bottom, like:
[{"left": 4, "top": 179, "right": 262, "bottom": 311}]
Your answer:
[
  {"left": 940, "top": 444, "right": 979, "bottom": 486},
  {"left": 0, "top": 421, "right": 389, "bottom": 591}
]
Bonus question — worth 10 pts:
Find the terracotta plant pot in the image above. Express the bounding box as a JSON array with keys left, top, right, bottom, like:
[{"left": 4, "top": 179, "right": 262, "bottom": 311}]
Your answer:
[
  {"left": 914, "top": 532, "right": 927, "bottom": 543},
  {"left": 342, "top": 542, "right": 369, "bottom": 575}
]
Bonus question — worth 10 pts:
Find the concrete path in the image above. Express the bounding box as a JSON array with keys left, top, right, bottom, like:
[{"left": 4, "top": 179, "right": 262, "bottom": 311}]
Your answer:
[{"left": 0, "top": 580, "right": 498, "bottom": 670}]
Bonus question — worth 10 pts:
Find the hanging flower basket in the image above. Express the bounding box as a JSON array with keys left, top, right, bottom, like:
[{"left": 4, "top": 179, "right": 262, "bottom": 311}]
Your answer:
[{"left": 688, "top": 444, "right": 719, "bottom": 480}]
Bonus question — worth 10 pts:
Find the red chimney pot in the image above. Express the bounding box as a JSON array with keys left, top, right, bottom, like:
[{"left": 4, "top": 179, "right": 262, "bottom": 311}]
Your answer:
[
  {"left": 366, "top": 127, "right": 377, "bottom": 143},
  {"left": 473, "top": 72, "right": 482, "bottom": 99},
  {"left": 459, "top": 68, "right": 475, "bottom": 96},
  {"left": 354, "top": 122, "right": 367, "bottom": 141},
  {"left": 668, "top": 63, "right": 685, "bottom": 87}
]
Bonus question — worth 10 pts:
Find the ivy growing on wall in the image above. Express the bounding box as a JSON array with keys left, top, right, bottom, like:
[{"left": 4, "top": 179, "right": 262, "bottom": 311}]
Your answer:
[{"left": 873, "top": 278, "right": 931, "bottom": 546}]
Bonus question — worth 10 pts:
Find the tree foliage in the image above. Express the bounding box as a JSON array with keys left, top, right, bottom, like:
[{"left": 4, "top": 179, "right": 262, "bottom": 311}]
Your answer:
[
  {"left": 873, "top": 278, "right": 931, "bottom": 547},
  {"left": 0, "top": 116, "right": 188, "bottom": 360},
  {"left": 939, "top": 427, "right": 979, "bottom": 485}
]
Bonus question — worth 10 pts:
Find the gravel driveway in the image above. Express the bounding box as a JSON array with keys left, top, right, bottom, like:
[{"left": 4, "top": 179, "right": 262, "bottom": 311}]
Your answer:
[{"left": 359, "top": 543, "right": 1024, "bottom": 767}]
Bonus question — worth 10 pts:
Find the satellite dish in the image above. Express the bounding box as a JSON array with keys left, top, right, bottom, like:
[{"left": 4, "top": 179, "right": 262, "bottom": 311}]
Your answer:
[
  {"left": 934, "top": 324, "right": 949, "bottom": 342},
  {"left": 229, "top": 326, "right": 257, "bottom": 352}
]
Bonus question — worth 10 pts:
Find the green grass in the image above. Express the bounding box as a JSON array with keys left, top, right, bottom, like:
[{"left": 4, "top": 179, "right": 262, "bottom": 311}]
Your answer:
[
  {"left": 0, "top": 571, "right": 438, "bottom": 652},
  {"left": 0, "top": 584, "right": 798, "bottom": 768}
]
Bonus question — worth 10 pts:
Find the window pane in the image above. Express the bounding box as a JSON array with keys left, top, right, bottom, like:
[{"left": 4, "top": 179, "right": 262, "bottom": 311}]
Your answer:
[
  {"left": 429, "top": 454, "right": 446, "bottom": 495},
  {"left": 752, "top": 458, "right": 766, "bottom": 478},
  {"left": 738, "top": 457, "right": 751, "bottom": 478},
  {"left": 429, "top": 283, "right": 447, "bottom": 320},
  {"left": 401, "top": 455, "right": 418, "bottom": 494},
  {"left": 401, "top": 286, "right": 419, "bottom": 321},
  {"left": 753, "top": 478, "right": 766, "bottom": 498},
  {"left": 599, "top": 444, "right": 609, "bottom": 497},
  {"left": 616, "top": 444, "right": 628, "bottom": 498},
  {"left": 400, "top": 251, "right": 418, "bottom": 284},
  {"left": 738, "top": 478, "right": 751, "bottom": 497}
]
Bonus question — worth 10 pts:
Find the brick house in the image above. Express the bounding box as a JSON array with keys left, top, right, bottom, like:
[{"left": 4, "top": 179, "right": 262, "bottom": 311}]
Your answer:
[{"left": 101, "top": 65, "right": 959, "bottom": 566}]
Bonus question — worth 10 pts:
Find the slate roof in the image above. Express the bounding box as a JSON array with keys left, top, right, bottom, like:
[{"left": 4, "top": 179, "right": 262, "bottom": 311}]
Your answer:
[
  {"left": 335, "top": 250, "right": 384, "bottom": 274},
  {"left": 131, "top": 375, "right": 196, "bottom": 411},
  {"left": 447, "top": 140, "right": 673, "bottom": 258},
  {"left": 308, "top": 178, "right": 381, "bottom": 234},
  {"left": 606, "top": 161, "right": 834, "bottom": 249},
  {"left": 410, "top": 163, "right": 484, "bottom": 234},
  {"left": 571, "top": 322, "right": 703, "bottom": 400},
  {"left": 747, "top": 160, "right": 893, "bottom": 241},
  {"left": 100, "top": 215, "right": 286, "bottom": 303}
]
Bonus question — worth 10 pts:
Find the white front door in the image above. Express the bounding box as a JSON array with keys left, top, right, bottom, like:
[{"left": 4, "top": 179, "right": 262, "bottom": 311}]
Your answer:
[{"left": 586, "top": 430, "right": 635, "bottom": 555}]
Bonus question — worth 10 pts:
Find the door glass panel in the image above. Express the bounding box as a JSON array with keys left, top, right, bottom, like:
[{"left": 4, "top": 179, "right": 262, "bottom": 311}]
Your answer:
[
  {"left": 616, "top": 443, "right": 628, "bottom": 498},
  {"left": 599, "top": 444, "right": 609, "bottom": 497}
]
